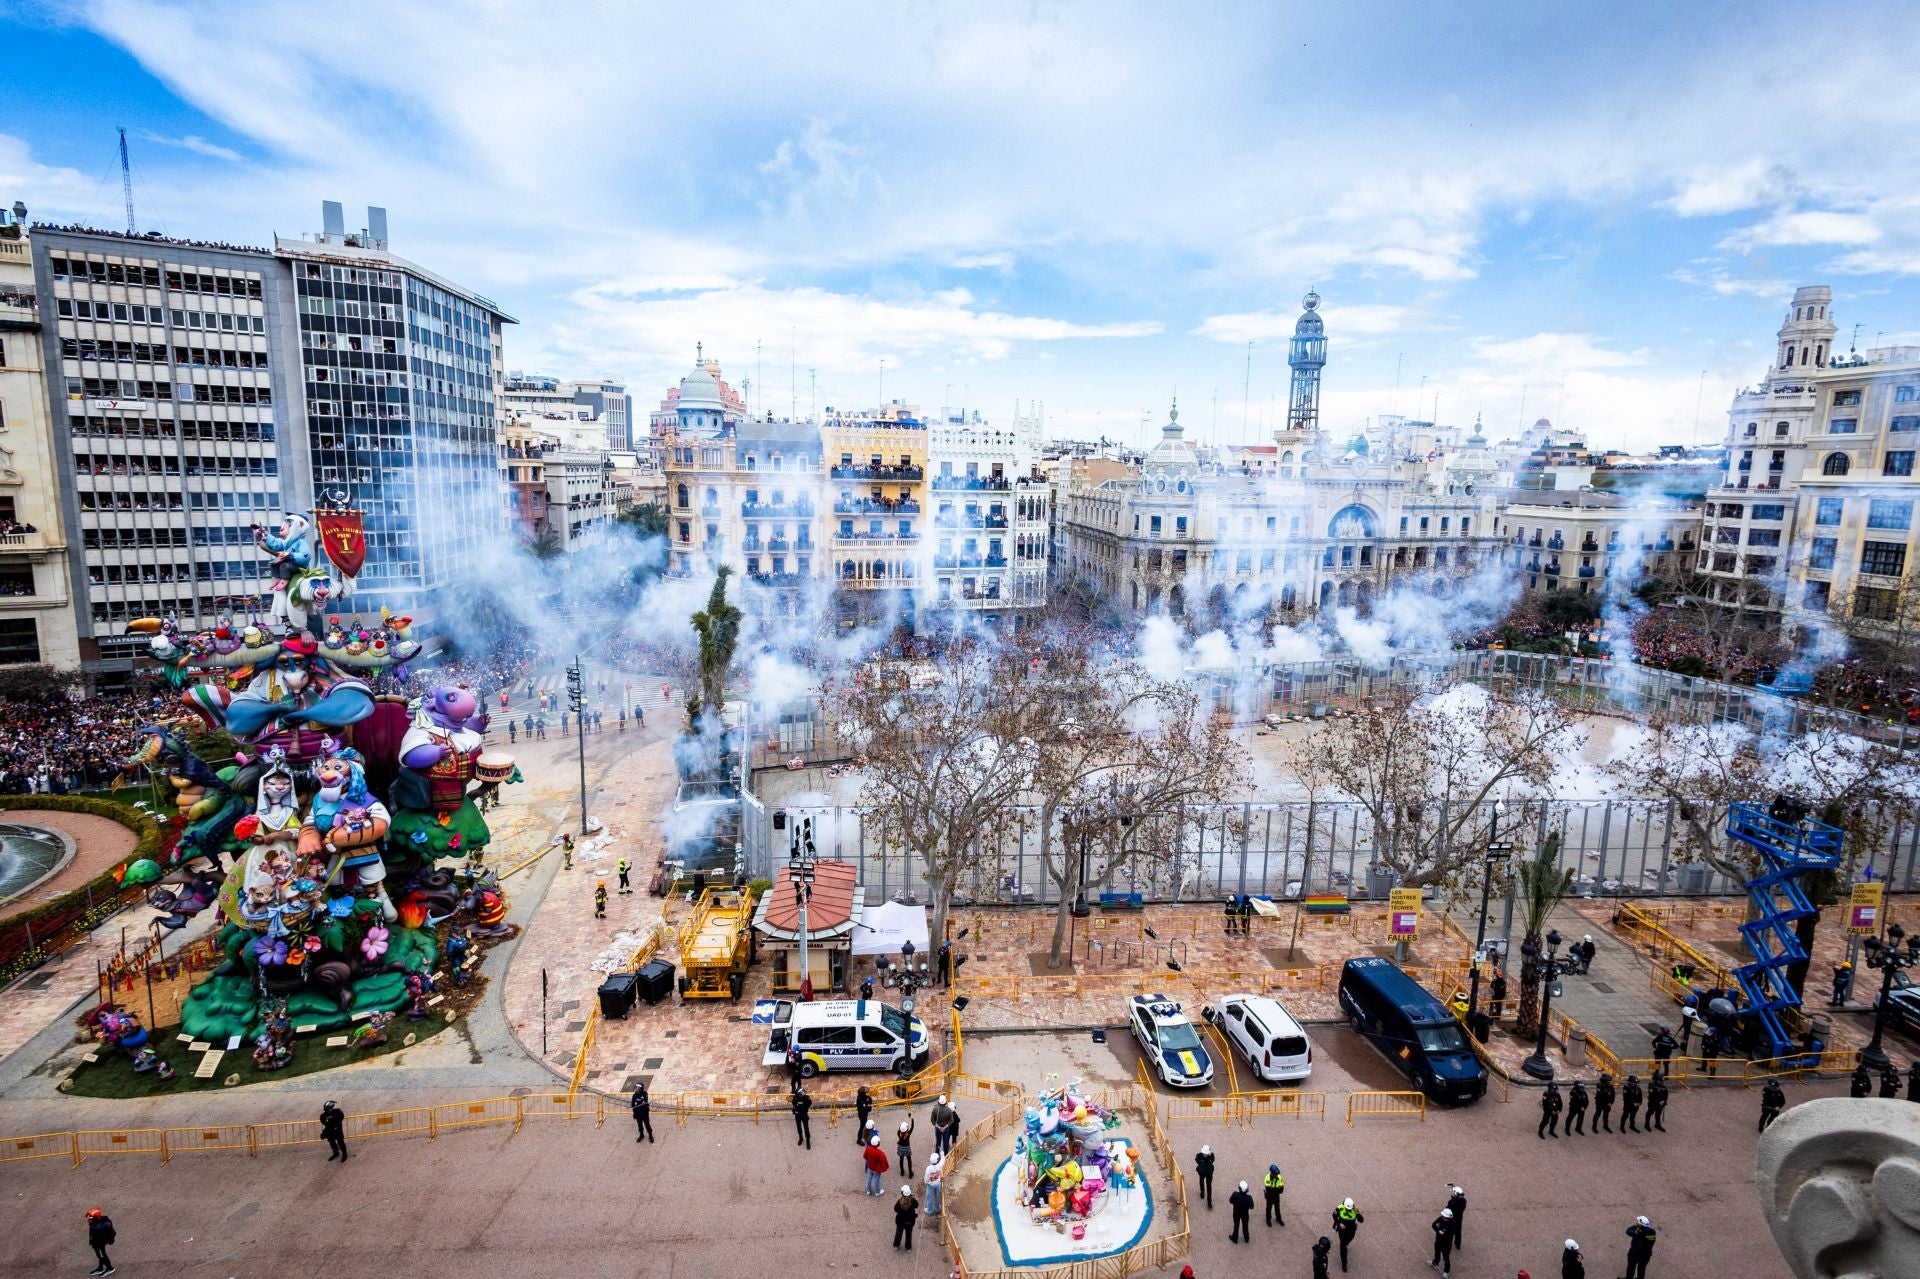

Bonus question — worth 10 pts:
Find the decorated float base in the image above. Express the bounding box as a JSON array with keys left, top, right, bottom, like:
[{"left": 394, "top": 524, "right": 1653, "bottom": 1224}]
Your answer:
[
  {"left": 992, "top": 1150, "right": 1153, "bottom": 1267},
  {"left": 179, "top": 924, "right": 437, "bottom": 1042}
]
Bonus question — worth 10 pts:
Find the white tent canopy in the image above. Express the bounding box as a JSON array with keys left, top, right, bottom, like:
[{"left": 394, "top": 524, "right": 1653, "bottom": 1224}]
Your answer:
[{"left": 851, "top": 900, "right": 931, "bottom": 957}]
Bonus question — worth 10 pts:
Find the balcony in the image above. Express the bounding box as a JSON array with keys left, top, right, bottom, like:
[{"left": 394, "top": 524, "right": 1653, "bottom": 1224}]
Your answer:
[
  {"left": 834, "top": 531, "right": 920, "bottom": 546},
  {"left": 1579, "top": 538, "right": 1599, "bottom": 553},
  {"left": 1578, "top": 566, "right": 1597, "bottom": 578},
  {"left": 741, "top": 500, "right": 815, "bottom": 518},
  {"left": 742, "top": 539, "right": 764, "bottom": 552},
  {"left": 831, "top": 463, "right": 923, "bottom": 481},
  {"left": 701, "top": 538, "right": 725, "bottom": 554},
  {"left": 1654, "top": 537, "right": 1675, "bottom": 551},
  {"left": 1546, "top": 535, "right": 1565, "bottom": 550},
  {"left": 1528, "top": 535, "right": 1543, "bottom": 547},
  {"left": 985, "top": 554, "right": 1007, "bottom": 568},
  {"left": 700, "top": 505, "right": 721, "bottom": 517},
  {"left": 984, "top": 513, "right": 1008, "bottom": 529},
  {"left": 1544, "top": 562, "right": 1561, "bottom": 577},
  {"left": 934, "top": 554, "right": 984, "bottom": 569},
  {"left": 1526, "top": 557, "right": 1541, "bottom": 572},
  {"left": 931, "top": 475, "right": 1009, "bottom": 491},
  {"left": 834, "top": 498, "right": 918, "bottom": 515},
  {"left": 748, "top": 571, "right": 810, "bottom": 586}
]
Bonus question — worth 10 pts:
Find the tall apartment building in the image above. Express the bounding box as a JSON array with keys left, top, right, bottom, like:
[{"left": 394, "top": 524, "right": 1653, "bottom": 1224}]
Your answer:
[
  {"left": 0, "top": 206, "right": 80, "bottom": 671},
  {"left": 278, "top": 203, "right": 511, "bottom": 614},
  {"left": 1703, "top": 285, "right": 1920, "bottom": 643},
  {"left": 24, "top": 204, "right": 511, "bottom": 683},
  {"left": 822, "top": 413, "right": 927, "bottom": 620},
  {"left": 571, "top": 379, "right": 632, "bottom": 452},
  {"left": 500, "top": 418, "right": 551, "bottom": 542},
  {"left": 926, "top": 410, "right": 1047, "bottom": 616}
]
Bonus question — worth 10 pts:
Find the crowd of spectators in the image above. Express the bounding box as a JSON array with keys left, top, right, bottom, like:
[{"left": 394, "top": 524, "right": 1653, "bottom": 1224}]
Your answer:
[
  {"left": 0, "top": 690, "right": 171, "bottom": 795},
  {"left": 31, "top": 223, "right": 269, "bottom": 254}
]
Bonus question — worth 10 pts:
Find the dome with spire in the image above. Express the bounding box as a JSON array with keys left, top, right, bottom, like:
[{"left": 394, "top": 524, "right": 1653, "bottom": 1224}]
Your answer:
[
  {"left": 678, "top": 364, "right": 725, "bottom": 412},
  {"left": 1144, "top": 399, "right": 1198, "bottom": 477},
  {"left": 1295, "top": 290, "right": 1323, "bottom": 336}
]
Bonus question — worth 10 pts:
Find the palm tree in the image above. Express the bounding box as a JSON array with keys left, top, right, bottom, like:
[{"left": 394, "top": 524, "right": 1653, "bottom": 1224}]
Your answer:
[
  {"left": 619, "top": 502, "right": 671, "bottom": 537},
  {"left": 528, "top": 526, "right": 563, "bottom": 560},
  {"left": 689, "top": 567, "right": 741, "bottom": 720},
  {"left": 1513, "top": 832, "right": 1574, "bottom": 1039}
]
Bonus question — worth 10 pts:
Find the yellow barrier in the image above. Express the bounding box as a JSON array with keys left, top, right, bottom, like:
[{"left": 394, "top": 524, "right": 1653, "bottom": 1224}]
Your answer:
[
  {"left": 0, "top": 1132, "right": 74, "bottom": 1164},
  {"left": 1743, "top": 1048, "right": 1861, "bottom": 1085},
  {"left": 250, "top": 1119, "right": 323, "bottom": 1150},
  {"left": 675, "top": 1092, "right": 781, "bottom": 1125},
  {"left": 1237, "top": 1090, "right": 1328, "bottom": 1123},
  {"left": 163, "top": 1124, "right": 253, "bottom": 1158},
  {"left": 1345, "top": 1091, "right": 1427, "bottom": 1125},
  {"left": 435, "top": 1096, "right": 520, "bottom": 1133},
  {"left": 1162, "top": 1094, "right": 1237, "bottom": 1125},
  {"left": 347, "top": 1106, "right": 435, "bottom": 1140},
  {"left": 520, "top": 1091, "right": 601, "bottom": 1124},
  {"left": 74, "top": 1128, "right": 167, "bottom": 1165}
]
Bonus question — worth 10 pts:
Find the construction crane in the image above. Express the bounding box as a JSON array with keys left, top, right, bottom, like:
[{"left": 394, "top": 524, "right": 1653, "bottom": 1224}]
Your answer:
[{"left": 118, "top": 127, "right": 135, "bottom": 235}]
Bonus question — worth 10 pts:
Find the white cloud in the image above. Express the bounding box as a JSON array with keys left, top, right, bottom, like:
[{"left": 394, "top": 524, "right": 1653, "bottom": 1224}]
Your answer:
[
  {"left": 0, "top": 133, "right": 99, "bottom": 214},
  {"left": 1723, "top": 210, "right": 1883, "bottom": 250},
  {"left": 138, "top": 132, "right": 244, "bottom": 163},
  {"left": 1666, "top": 160, "right": 1785, "bottom": 217},
  {"left": 1192, "top": 303, "right": 1423, "bottom": 345},
  {"left": 1468, "top": 333, "right": 1649, "bottom": 372}
]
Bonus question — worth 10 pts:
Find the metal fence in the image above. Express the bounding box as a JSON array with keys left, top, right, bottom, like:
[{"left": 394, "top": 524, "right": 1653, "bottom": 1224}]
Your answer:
[
  {"left": 740, "top": 649, "right": 1917, "bottom": 905},
  {"left": 744, "top": 791, "right": 1918, "bottom": 907}
]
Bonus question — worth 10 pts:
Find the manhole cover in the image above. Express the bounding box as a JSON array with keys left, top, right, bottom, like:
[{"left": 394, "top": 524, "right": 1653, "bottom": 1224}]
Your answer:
[{"left": 1590, "top": 981, "right": 1615, "bottom": 993}]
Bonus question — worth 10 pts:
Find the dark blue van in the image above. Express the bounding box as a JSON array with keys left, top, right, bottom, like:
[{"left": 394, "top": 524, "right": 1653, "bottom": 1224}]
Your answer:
[{"left": 1338, "top": 957, "right": 1488, "bottom": 1103}]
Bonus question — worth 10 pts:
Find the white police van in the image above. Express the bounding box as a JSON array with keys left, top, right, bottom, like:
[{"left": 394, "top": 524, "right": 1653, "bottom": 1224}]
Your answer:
[
  {"left": 758, "top": 998, "right": 931, "bottom": 1077},
  {"left": 1210, "top": 993, "right": 1313, "bottom": 1083}
]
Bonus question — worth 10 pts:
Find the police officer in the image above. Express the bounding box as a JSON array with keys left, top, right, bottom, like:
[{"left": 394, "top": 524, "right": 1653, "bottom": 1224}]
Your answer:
[
  {"left": 786, "top": 1045, "right": 804, "bottom": 1090},
  {"left": 1759, "top": 1078, "right": 1786, "bottom": 1131},
  {"left": 1430, "top": 1208, "right": 1455, "bottom": 1276},
  {"left": 1650, "top": 1026, "right": 1678, "bottom": 1066},
  {"left": 1851, "top": 1063, "right": 1874, "bottom": 1098},
  {"left": 1332, "top": 1198, "right": 1364, "bottom": 1272},
  {"left": 1566, "top": 1080, "right": 1590, "bottom": 1135},
  {"left": 791, "top": 1084, "right": 813, "bottom": 1148},
  {"left": 1539, "top": 1081, "right": 1563, "bottom": 1139},
  {"left": 1620, "top": 1075, "right": 1644, "bottom": 1132},
  {"left": 1489, "top": 969, "right": 1508, "bottom": 1018},
  {"left": 854, "top": 1085, "right": 873, "bottom": 1145},
  {"left": 320, "top": 1100, "right": 348, "bottom": 1161},
  {"left": 1445, "top": 1184, "right": 1466, "bottom": 1251},
  {"left": 1263, "top": 1164, "right": 1286, "bottom": 1226},
  {"left": 630, "top": 1081, "right": 654, "bottom": 1142},
  {"left": 1313, "top": 1235, "right": 1333, "bottom": 1279},
  {"left": 1646, "top": 1072, "right": 1670, "bottom": 1132},
  {"left": 1228, "top": 1180, "right": 1255, "bottom": 1243},
  {"left": 1195, "top": 1144, "right": 1216, "bottom": 1208},
  {"left": 1881, "top": 1064, "right": 1903, "bottom": 1098},
  {"left": 1622, "top": 1215, "right": 1657, "bottom": 1279},
  {"left": 1561, "top": 1238, "right": 1585, "bottom": 1279},
  {"left": 1593, "top": 1073, "right": 1616, "bottom": 1132}
]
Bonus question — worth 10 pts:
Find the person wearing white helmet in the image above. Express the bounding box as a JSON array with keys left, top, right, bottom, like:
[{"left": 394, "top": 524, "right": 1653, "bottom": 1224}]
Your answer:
[
  {"left": 1623, "top": 1216, "right": 1657, "bottom": 1279},
  {"left": 1228, "top": 1178, "right": 1255, "bottom": 1242},
  {"left": 1561, "top": 1238, "right": 1585, "bottom": 1279},
  {"left": 1195, "top": 1143, "right": 1216, "bottom": 1208},
  {"left": 923, "top": 1150, "right": 944, "bottom": 1217},
  {"left": 930, "top": 1092, "right": 959, "bottom": 1155},
  {"left": 1332, "top": 1197, "right": 1364, "bottom": 1271},
  {"left": 891, "top": 1183, "right": 920, "bottom": 1251},
  {"left": 1429, "top": 1206, "right": 1455, "bottom": 1276},
  {"left": 1445, "top": 1184, "right": 1466, "bottom": 1250}
]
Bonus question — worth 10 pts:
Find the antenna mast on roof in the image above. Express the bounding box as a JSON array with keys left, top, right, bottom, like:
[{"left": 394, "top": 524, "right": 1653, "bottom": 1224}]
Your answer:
[{"left": 118, "top": 127, "right": 135, "bottom": 235}]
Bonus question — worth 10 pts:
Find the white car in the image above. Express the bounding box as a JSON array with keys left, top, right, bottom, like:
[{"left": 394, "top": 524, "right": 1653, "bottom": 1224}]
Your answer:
[
  {"left": 1129, "top": 994, "right": 1214, "bottom": 1088},
  {"left": 1211, "top": 994, "right": 1313, "bottom": 1083}
]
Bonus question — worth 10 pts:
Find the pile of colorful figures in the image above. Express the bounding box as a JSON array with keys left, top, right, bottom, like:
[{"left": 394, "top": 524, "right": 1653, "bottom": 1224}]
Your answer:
[{"left": 1013, "top": 1080, "right": 1141, "bottom": 1227}]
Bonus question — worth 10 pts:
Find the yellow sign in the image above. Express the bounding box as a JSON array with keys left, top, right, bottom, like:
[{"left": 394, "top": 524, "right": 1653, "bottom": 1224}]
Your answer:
[
  {"left": 1388, "top": 888, "right": 1422, "bottom": 940},
  {"left": 1847, "top": 882, "right": 1885, "bottom": 935}
]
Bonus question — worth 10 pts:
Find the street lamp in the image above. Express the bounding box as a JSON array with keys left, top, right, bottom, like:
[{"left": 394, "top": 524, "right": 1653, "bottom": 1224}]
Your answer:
[
  {"left": 1520, "top": 928, "right": 1569, "bottom": 1081},
  {"left": 1465, "top": 800, "right": 1513, "bottom": 1033},
  {"left": 1859, "top": 923, "right": 1919, "bottom": 1073},
  {"left": 878, "top": 941, "right": 931, "bottom": 1016},
  {"left": 788, "top": 816, "right": 817, "bottom": 1001},
  {"left": 566, "top": 656, "right": 590, "bottom": 833}
]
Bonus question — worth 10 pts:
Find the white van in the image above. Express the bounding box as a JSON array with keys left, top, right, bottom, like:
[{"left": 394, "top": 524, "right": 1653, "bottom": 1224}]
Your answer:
[
  {"left": 757, "top": 998, "right": 931, "bottom": 1077},
  {"left": 1211, "top": 994, "right": 1312, "bottom": 1083}
]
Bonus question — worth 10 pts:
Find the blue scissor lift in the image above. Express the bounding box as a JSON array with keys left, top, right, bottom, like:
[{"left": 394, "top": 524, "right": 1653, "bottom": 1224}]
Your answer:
[{"left": 1724, "top": 802, "right": 1845, "bottom": 1061}]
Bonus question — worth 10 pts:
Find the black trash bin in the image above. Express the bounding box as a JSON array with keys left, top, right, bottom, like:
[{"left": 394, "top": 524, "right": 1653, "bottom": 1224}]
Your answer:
[
  {"left": 635, "top": 959, "right": 675, "bottom": 1005},
  {"left": 598, "top": 972, "right": 640, "bottom": 1019}
]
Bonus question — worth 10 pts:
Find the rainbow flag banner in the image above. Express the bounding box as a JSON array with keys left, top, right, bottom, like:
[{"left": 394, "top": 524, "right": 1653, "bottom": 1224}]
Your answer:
[{"left": 1303, "top": 895, "right": 1351, "bottom": 915}]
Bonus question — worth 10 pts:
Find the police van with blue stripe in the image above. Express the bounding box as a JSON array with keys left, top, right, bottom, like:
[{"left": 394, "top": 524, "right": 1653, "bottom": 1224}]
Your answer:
[{"left": 759, "top": 998, "right": 931, "bottom": 1077}]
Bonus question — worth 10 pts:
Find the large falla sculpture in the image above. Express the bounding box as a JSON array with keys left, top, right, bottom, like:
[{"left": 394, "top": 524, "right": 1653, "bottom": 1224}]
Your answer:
[{"left": 121, "top": 505, "right": 518, "bottom": 1059}]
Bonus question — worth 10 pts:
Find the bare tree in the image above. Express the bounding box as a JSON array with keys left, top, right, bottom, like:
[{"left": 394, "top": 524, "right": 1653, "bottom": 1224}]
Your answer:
[
  {"left": 828, "top": 642, "right": 1039, "bottom": 946},
  {"left": 1026, "top": 658, "right": 1249, "bottom": 967},
  {"left": 1287, "top": 682, "right": 1576, "bottom": 897}
]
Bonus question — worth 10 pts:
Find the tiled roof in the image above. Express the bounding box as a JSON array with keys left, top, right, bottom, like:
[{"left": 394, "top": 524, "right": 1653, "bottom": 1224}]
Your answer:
[{"left": 758, "top": 859, "right": 859, "bottom": 935}]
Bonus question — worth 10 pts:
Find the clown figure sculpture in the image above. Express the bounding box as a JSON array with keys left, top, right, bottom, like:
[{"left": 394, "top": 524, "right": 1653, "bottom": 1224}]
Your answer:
[{"left": 253, "top": 513, "right": 313, "bottom": 633}]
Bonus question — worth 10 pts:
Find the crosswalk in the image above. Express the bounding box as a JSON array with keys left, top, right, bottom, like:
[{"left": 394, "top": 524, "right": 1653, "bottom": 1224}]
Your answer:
[{"left": 496, "top": 668, "right": 678, "bottom": 719}]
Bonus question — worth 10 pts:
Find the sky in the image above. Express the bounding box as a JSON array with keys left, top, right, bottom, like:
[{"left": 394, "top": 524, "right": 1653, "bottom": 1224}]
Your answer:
[{"left": 4, "top": 0, "right": 1920, "bottom": 452}]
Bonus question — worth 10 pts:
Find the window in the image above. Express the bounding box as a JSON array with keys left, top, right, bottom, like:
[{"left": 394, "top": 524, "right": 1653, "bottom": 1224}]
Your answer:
[
  {"left": 1149, "top": 515, "right": 1162, "bottom": 535},
  {"left": 1833, "top": 389, "right": 1863, "bottom": 407},
  {"left": 1860, "top": 541, "right": 1908, "bottom": 578},
  {"left": 1854, "top": 588, "right": 1902, "bottom": 622},
  {"left": 1718, "top": 503, "right": 1744, "bottom": 518},
  {"left": 1815, "top": 498, "right": 1843, "bottom": 525},
  {"left": 1807, "top": 538, "right": 1836, "bottom": 570},
  {"left": 1746, "top": 529, "right": 1780, "bottom": 547},
  {"left": 1896, "top": 386, "right": 1919, "bottom": 404},
  {"left": 1867, "top": 500, "right": 1914, "bottom": 531},
  {"left": 1750, "top": 505, "right": 1786, "bottom": 520},
  {"left": 1775, "top": 422, "right": 1790, "bottom": 438},
  {"left": 1804, "top": 581, "right": 1831, "bottom": 612},
  {"left": 1823, "top": 453, "right": 1851, "bottom": 476},
  {"left": 0, "top": 619, "right": 38, "bottom": 664},
  {"left": 1830, "top": 418, "right": 1858, "bottom": 434},
  {"left": 1884, "top": 451, "right": 1915, "bottom": 477},
  {"left": 1893, "top": 417, "right": 1920, "bottom": 433},
  {"left": 1175, "top": 516, "right": 1187, "bottom": 535}
]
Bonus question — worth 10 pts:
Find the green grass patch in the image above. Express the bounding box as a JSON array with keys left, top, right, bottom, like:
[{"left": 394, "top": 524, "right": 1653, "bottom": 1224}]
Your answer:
[{"left": 63, "top": 1014, "right": 452, "bottom": 1098}]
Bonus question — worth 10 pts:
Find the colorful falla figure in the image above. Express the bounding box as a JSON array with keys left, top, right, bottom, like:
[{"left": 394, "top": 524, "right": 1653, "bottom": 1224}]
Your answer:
[
  {"left": 390, "top": 685, "right": 491, "bottom": 865},
  {"left": 301, "top": 740, "right": 395, "bottom": 922},
  {"left": 253, "top": 512, "right": 313, "bottom": 632}
]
